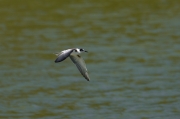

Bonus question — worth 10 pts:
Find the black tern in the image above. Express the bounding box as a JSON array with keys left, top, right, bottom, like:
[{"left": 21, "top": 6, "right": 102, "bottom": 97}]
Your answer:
[{"left": 54, "top": 48, "right": 90, "bottom": 81}]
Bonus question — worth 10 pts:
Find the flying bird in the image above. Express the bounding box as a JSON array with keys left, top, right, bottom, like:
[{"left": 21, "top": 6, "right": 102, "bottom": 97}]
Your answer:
[{"left": 54, "top": 48, "right": 90, "bottom": 81}]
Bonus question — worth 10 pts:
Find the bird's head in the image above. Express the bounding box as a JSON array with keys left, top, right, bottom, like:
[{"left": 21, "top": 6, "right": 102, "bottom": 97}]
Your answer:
[{"left": 79, "top": 48, "right": 88, "bottom": 53}]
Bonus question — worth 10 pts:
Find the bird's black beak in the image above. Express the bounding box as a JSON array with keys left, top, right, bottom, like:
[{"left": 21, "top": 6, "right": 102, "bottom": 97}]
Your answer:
[{"left": 84, "top": 50, "right": 88, "bottom": 53}]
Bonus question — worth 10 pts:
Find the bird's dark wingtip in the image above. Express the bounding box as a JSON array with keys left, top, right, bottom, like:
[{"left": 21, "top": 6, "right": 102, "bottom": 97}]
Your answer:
[
  {"left": 86, "top": 78, "right": 90, "bottom": 81},
  {"left": 55, "top": 60, "right": 59, "bottom": 63}
]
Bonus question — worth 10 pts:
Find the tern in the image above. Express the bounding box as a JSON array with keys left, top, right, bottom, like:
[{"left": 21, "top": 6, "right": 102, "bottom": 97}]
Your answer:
[{"left": 54, "top": 48, "right": 90, "bottom": 81}]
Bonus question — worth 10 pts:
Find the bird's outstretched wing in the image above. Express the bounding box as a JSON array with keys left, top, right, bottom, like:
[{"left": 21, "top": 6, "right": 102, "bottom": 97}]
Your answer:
[
  {"left": 55, "top": 49, "right": 73, "bottom": 63},
  {"left": 70, "top": 55, "right": 90, "bottom": 81}
]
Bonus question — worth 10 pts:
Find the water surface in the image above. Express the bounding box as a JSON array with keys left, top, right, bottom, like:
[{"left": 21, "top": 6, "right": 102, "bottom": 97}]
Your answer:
[{"left": 0, "top": 0, "right": 180, "bottom": 119}]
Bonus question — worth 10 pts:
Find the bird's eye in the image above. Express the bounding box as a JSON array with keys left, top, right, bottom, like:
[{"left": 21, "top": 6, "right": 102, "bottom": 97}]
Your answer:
[
  {"left": 75, "top": 50, "right": 77, "bottom": 52},
  {"left": 80, "top": 49, "right": 83, "bottom": 51}
]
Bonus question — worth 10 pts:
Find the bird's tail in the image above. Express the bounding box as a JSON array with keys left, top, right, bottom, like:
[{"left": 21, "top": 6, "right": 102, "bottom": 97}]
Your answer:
[{"left": 54, "top": 52, "right": 60, "bottom": 56}]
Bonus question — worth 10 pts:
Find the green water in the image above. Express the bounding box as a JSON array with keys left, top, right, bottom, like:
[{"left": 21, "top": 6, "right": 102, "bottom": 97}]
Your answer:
[{"left": 0, "top": 0, "right": 180, "bottom": 119}]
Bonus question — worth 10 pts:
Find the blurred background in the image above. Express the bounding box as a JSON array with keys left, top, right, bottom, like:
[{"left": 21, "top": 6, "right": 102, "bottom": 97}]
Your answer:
[{"left": 0, "top": 0, "right": 180, "bottom": 119}]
